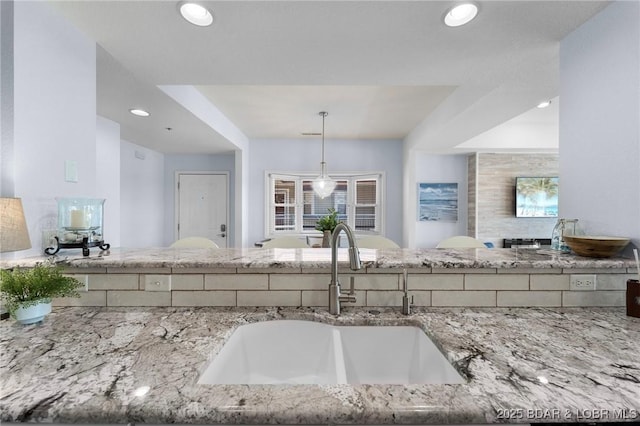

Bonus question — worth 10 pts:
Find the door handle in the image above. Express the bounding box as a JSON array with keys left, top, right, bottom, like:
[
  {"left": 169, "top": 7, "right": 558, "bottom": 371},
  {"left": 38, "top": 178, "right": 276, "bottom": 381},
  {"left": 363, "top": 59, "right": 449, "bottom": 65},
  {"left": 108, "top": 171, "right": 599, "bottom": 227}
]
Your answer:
[{"left": 220, "top": 224, "right": 226, "bottom": 232}]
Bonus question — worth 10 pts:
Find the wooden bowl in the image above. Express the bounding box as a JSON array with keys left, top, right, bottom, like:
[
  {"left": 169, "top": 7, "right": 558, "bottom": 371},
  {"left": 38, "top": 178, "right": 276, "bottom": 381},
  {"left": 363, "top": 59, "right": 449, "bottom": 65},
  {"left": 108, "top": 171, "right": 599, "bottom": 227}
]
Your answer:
[{"left": 563, "top": 235, "right": 630, "bottom": 258}]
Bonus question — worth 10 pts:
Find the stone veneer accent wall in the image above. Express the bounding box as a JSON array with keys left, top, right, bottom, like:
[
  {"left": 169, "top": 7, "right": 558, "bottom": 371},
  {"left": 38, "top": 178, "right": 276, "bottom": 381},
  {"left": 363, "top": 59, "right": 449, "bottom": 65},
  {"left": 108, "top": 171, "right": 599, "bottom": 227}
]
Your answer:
[
  {"left": 468, "top": 153, "right": 559, "bottom": 247},
  {"left": 467, "top": 154, "right": 478, "bottom": 237},
  {"left": 55, "top": 267, "right": 635, "bottom": 309}
]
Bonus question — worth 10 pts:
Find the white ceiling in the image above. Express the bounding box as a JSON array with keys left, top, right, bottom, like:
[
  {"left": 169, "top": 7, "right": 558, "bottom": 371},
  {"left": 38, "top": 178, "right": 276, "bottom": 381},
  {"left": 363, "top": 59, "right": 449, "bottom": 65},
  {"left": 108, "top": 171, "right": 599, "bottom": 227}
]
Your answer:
[
  {"left": 196, "top": 85, "right": 456, "bottom": 139},
  {"left": 49, "top": 0, "right": 609, "bottom": 154}
]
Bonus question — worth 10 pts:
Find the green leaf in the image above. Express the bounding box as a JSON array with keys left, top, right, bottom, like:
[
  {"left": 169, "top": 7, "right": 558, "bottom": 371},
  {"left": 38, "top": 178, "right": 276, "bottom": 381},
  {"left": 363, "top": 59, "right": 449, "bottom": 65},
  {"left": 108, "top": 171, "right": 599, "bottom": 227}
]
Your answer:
[
  {"left": 315, "top": 208, "right": 339, "bottom": 232},
  {"left": 0, "top": 263, "right": 82, "bottom": 315}
]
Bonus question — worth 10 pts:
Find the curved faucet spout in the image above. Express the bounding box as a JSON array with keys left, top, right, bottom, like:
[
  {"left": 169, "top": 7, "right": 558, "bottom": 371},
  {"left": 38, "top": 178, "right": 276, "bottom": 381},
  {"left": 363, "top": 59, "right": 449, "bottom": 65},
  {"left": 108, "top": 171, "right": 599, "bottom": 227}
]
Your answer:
[
  {"left": 331, "top": 223, "right": 362, "bottom": 273},
  {"left": 329, "top": 223, "right": 361, "bottom": 315}
]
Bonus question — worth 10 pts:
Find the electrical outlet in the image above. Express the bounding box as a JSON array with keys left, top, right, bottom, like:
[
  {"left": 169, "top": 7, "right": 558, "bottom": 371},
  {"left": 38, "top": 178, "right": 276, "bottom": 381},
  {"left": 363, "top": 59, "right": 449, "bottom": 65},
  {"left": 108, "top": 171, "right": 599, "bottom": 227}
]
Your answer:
[{"left": 570, "top": 274, "right": 596, "bottom": 291}]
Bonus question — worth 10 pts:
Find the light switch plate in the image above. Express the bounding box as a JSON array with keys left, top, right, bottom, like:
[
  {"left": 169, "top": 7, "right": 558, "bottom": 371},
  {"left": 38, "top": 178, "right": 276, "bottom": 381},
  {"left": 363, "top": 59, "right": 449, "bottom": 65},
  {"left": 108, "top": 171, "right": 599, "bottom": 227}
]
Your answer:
[
  {"left": 65, "top": 160, "right": 78, "bottom": 182},
  {"left": 143, "top": 275, "right": 171, "bottom": 292},
  {"left": 570, "top": 274, "right": 596, "bottom": 291}
]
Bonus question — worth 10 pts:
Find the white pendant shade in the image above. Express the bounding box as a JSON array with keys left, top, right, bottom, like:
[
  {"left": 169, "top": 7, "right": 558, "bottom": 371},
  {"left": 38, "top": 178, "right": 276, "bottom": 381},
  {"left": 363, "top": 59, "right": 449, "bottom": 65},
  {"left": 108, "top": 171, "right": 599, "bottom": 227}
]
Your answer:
[
  {"left": 312, "top": 111, "right": 336, "bottom": 199},
  {"left": 312, "top": 169, "right": 337, "bottom": 199}
]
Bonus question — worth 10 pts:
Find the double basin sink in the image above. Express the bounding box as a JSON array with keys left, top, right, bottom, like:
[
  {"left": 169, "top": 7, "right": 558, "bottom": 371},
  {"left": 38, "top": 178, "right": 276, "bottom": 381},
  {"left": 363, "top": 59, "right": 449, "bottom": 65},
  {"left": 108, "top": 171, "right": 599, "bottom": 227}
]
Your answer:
[{"left": 198, "top": 320, "right": 464, "bottom": 385}]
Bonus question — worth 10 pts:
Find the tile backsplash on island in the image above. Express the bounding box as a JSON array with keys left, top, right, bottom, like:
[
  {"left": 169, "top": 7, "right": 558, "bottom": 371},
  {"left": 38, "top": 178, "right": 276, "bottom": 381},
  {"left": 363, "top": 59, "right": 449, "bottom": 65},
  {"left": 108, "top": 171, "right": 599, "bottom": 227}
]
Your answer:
[
  {"left": 3, "top": 247, "right": 632, "bottom": 310},
  {"left": 56, "top": 266, "right": 634, "bottom": 309}
]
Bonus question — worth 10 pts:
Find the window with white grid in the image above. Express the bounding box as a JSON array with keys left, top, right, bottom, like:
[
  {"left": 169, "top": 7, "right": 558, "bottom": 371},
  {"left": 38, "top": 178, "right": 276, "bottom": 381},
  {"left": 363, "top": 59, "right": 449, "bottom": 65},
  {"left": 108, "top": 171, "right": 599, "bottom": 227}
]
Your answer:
[{"left": 266, "top": 172, "right": 383, "bottom": 237}]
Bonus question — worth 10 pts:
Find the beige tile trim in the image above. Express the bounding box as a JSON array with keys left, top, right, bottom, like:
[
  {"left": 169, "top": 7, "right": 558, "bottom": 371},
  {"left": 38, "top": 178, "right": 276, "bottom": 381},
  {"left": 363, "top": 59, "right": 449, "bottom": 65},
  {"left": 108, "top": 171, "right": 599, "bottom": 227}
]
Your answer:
[
  {"left": 270, "top": 274, "right": 329, "bottom": 290},
  {"left": 172, "top": 267, "right": 237, "bottom": 274},
  {"left": 497, "top": 291, "right": 561, "bottom": 307},
  {"left": 237, "top": 267, "right": 302, "bottom": 274},
  {"left": 107, "top": 268, "right": 171, "bottom": 274},
  {"left": 106, "top": 291, "right": 171, "bottom": 307},
  {"left": 172, "top": 291, "right": 236, "bottom": 306},
  {"left": 530, "top": 275, "right": 570, "bottom": 291},
  {"left": 562, "top": 291, "right": 625, "bottom": 307},
  {"left": 433, "top": 268, "right": 498, "bottom": 274},
  {"left": 465, "top": 274, "right": 529, "bottom": 290},
  {"left": 237, "top": 291, "right": 301, "bottom": 307},
  {"left": 171, "top": 274, "right": 205, "bottom": 290},
  {"left": 88, "top": 274, "right": 139, "bottom": 290},
  {"left": 205, "top": 274, "right": 268, "bottom": 290},
  {"left": 53, "top": 291, "right": 106, "bottom": 307},
  {"left": 409, "top": 274, "right": 463, "bottom": 290},
  {"left": 498, "top": 268, "right": 562, "bottom": 274},
  {"left": 432, "top": 291, "right": 496, "bottom": 307}
]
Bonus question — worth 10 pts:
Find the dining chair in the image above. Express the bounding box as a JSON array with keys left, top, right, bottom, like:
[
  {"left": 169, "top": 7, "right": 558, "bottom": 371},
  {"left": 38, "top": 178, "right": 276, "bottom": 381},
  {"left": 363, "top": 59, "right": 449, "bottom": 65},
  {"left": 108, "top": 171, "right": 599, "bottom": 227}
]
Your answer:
[
  {"left": 170, "top": 237, "right": 219, "bottom": 248},
  {"left": 436, "top": 236, "right": 486, "bottom": 248},
  {"left": 357, "top": 235, "right": 401, "bottom": 249}
]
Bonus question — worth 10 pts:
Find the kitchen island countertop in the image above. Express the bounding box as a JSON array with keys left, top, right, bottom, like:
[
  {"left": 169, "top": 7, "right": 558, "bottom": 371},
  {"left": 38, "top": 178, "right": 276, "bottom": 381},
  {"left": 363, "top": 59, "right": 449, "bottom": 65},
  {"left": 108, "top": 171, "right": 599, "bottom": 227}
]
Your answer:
[
  {"left": 1, "top": 306, "right": 639, "bottom": 424},
  {"left": 0, "top": 246, "right": 636, "bottom": 271}
]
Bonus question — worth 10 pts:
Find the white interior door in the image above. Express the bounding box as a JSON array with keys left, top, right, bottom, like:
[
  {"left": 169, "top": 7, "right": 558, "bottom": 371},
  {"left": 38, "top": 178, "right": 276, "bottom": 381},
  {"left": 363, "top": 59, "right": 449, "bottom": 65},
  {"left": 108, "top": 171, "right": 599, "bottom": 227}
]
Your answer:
[{"left": 177, "top": 173, "right": 228, "bottom": 248}]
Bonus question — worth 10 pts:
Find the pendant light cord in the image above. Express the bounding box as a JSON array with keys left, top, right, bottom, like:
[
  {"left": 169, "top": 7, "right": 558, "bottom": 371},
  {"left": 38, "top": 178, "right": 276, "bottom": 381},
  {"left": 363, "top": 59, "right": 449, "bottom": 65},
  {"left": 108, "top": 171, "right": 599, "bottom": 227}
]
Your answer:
[{"left": 320, "top": 111, "right": 328, "bottom": 165}]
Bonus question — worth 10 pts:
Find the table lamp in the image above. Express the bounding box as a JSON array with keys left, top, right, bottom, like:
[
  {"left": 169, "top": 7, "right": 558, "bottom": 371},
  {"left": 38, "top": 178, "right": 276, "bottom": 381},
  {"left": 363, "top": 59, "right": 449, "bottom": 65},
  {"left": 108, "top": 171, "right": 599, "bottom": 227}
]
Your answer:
[
  {"left": 0, "top": 197, "right": 32, "bottom": 253},
  {"left": 0, "top": 197, "right": 32, "bottom": 320}
]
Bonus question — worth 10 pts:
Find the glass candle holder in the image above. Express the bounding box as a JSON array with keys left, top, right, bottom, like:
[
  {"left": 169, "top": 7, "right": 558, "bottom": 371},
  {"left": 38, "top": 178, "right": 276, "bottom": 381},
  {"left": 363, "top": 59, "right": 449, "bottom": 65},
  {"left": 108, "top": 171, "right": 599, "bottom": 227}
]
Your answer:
[{"left": 45, "top": 198, "right": 110, "bottom": 256}]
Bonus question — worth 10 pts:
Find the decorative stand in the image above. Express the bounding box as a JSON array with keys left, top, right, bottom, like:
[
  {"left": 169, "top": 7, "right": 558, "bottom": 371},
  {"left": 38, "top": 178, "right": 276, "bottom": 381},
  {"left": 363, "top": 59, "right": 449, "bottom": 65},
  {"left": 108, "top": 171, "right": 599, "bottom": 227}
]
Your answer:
[{"left": 45, "top": 198, "right": 110, "bottom": 257}]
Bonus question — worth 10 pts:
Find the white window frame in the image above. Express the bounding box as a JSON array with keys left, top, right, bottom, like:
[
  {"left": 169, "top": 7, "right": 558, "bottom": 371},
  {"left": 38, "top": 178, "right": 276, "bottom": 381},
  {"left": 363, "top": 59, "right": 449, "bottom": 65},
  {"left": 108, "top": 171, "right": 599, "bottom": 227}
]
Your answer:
[{"left": 264, "top": 171, "right": 385, "bottom": 238}]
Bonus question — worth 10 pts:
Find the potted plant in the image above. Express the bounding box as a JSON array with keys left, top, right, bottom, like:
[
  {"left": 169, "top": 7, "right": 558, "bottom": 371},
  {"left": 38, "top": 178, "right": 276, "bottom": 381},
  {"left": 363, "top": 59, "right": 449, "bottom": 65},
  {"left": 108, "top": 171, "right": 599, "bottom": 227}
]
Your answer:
[
  {"left": 0, "top": 263, "right": 83, "bottom": 325},
  {"left": 315, "top": 208, "right": 339, "bottom": 248}
]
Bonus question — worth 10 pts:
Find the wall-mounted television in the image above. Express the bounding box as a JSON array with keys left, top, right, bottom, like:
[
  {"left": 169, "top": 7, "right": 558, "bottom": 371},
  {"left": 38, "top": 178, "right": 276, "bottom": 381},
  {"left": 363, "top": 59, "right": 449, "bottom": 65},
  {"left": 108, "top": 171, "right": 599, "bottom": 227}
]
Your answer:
[{"left": 515, "top": 177, "right": 558, "bottom": 218}]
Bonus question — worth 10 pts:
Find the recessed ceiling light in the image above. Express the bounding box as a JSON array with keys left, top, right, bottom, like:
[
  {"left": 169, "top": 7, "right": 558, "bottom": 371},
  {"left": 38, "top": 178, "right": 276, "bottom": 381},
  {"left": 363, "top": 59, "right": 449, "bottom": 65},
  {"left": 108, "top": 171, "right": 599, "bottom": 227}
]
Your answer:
[
  {"left": 537, "top": 100, "right": 552, "bottom": 109},
  {"left": 179, "top": 2, "right": 213, "bottom": 27},
  {"left": 129, "top": 108, "right": 150, "bottom": 117},
  {"left": 444, "top": 3, "right": 478, "bottom": 27}
]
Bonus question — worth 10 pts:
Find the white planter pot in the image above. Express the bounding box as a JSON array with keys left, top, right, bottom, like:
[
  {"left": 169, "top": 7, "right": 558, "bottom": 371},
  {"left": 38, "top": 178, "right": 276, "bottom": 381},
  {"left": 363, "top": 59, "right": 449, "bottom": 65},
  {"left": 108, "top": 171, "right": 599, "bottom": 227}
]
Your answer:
[{"left": 14, "top": 301, "right": 52, "bottom": 325}]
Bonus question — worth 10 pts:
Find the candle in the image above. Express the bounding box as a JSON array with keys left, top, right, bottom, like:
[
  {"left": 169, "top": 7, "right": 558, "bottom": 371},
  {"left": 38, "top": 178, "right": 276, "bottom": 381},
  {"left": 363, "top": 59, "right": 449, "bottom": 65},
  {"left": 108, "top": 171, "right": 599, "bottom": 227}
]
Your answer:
[{"left": 70, "top": 210, "right": 88, "bottom": 228}]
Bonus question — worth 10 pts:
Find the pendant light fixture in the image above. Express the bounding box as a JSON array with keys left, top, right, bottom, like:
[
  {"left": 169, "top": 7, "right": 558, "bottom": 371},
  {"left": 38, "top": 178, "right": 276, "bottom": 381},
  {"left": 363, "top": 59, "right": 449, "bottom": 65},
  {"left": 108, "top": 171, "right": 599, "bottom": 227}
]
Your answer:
[{"left": 312, "top": 111, "right": 337, "bottom": 199}]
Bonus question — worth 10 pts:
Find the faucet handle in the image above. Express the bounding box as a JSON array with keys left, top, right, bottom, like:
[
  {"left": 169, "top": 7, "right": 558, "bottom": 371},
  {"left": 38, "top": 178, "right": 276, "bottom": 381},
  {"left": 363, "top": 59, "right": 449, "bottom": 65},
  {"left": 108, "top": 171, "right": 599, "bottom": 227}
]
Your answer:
[
  {"left": 347, "top": 276, "right": 356, "bottom": 295},
  {"left": 402, "top": 293, "right": 414, "bottom": 315}
]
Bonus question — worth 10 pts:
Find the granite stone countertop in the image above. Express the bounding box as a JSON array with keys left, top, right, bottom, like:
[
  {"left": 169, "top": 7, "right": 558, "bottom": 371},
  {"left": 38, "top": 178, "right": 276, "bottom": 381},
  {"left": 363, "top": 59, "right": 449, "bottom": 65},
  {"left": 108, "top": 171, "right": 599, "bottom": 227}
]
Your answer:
[
  {"left": 1, "top": 247, "right": 636, "bottom": 270},
  {"left": 1, "top": 306, "right": 639, "bottom": 424}
]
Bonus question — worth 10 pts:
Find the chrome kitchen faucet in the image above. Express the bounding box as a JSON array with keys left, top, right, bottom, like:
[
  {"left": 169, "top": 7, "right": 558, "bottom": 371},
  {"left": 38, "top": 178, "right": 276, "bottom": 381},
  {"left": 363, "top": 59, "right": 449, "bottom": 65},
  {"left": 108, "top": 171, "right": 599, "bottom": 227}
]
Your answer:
[{"left": 328, "top": 223, "right": 361, "bottom": 315}]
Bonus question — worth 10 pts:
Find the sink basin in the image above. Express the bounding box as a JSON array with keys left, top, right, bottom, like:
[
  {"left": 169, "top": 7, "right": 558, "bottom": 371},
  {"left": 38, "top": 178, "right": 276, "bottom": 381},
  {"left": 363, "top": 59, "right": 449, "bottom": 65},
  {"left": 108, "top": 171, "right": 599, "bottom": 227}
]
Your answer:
[{"left": 197, "top": 320, "right": 464, "bottom": 385}]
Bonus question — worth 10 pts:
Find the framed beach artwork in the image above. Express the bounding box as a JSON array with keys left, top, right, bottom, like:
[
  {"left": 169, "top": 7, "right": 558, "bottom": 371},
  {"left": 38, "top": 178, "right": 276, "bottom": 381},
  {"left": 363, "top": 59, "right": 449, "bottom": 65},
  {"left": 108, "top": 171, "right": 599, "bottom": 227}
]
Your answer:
[
  {"left": 515, "top": 177, "right": 558, "bottom": 218},
  {"left": 417, "top": 183, "right": 458, "bottom": 222}
]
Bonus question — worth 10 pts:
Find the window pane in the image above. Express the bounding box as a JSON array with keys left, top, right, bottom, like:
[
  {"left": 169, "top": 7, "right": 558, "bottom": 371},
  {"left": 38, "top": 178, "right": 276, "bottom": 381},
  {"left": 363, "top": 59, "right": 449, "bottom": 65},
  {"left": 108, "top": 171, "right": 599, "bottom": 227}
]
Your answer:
[
  {"left": 333, "top": 181, "right": 348, "bottom": 216},
  {"left": 301, "top": 180, "right": 348, "bottom": 231},
  {"left": 274, "top": 179, "right": 296, "bottom": 204},
  {"left": 355, "top": 206, "right": 376, "bottom": 231},
  {"left": 356, "top": 180, "right": 377, "bottom": 204},
  {"left": 274, "top": 205, "right": 296, "bottom": 231}
]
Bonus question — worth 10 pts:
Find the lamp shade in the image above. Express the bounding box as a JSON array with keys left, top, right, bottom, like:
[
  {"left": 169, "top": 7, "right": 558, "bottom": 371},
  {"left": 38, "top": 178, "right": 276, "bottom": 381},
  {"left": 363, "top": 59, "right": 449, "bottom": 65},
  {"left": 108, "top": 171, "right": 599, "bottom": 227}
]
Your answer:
[{"left": 0, "top": 198, "right": 32, "bottom": 253}]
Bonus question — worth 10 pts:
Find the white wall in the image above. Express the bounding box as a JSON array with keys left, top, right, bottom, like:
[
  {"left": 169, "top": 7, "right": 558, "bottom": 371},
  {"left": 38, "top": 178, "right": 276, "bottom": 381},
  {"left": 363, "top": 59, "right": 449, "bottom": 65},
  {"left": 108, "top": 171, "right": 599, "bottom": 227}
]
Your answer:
[
  {"left": 163, "top": 153, "right": 235, "bottom": 246},
  {"left": 236, "top": 148, "right": 249, "bottom": 248},
  {"left": 409, "top": 153, "right": 468, "bottom": 248},
  {"left": 0, "top": 1, "right": 14, "bottom": 198},
  {"left": 9, "top": 1, "right": 96, "bottom": 257},
  {"left": 96, "top": 116, "right": 121, "bottom": 248},
  {"left": 560, "top": 1, "right": 640, "bottom": 251},
  {"left": 120, "top": 140, "right": 165, "bottom": 247},
  {"left": 248, "top": 138, "right": 403, "bottom": 245}
]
